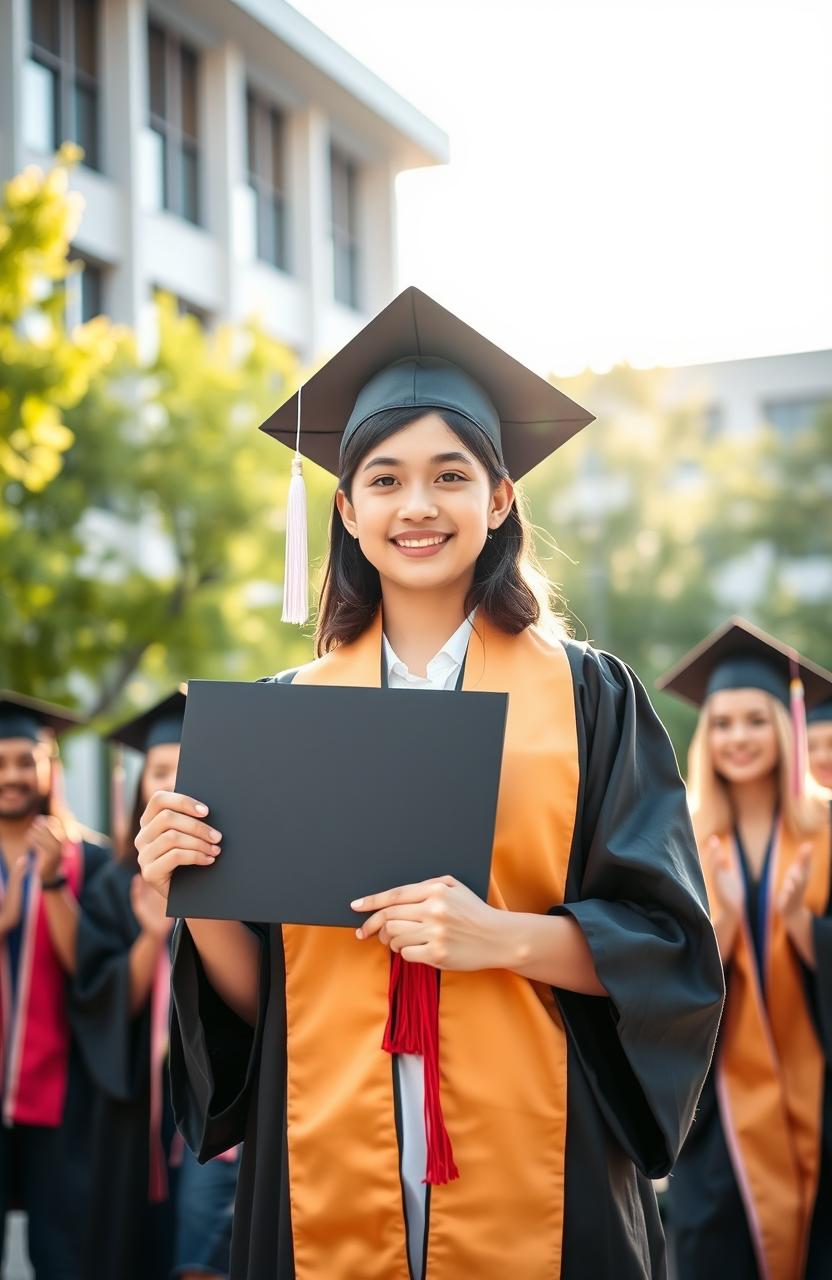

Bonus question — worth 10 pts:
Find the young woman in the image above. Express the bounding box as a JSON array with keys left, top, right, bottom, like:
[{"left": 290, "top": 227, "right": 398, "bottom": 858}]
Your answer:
[
  {"left": 73, "top": 691, "right": 239, "bottom": 1280},
  {"left": 137, "top": 288, "right": 724, "bottom": 1279},
  {"left": 808, "top": 700, "right": 832, "bottom": 792},
  {"left": 659, "top": 618, "right": 832, "bottom": 1280}
]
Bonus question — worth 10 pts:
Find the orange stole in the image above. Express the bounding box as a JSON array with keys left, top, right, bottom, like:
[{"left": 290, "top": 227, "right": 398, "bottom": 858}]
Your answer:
[
  {"left": 283, "top": 612, "right": 580, "bottom": 1279},
  {"left": 701, "top": 819, "right": 830, "bottom": 1280}
]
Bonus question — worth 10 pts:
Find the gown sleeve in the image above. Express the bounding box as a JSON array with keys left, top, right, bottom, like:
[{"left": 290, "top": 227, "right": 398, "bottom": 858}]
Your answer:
[
  {"left": 72, "top": 860, "right": 148, "bottom": 1102},
  {"left": 169, "top": 918, "right": 270, "bottom": 1162},
  {"left": 553, "top": 643, "right": 725, "bottom": 1179},
  {"left": 79, "top": 836, "right": 111, "bottom": 894}
]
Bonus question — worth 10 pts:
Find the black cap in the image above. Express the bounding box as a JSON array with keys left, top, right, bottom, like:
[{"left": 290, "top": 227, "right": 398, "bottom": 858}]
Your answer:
[
  {"left": 808, "top": 699, "right": 832, "bottom": 726},
  {"left": 0, "top": 690, "right": 84, "bottom": 742},
  {"left": 108, "top": 687, "right": 187, "bottom": 754},
  {"left": 259, "top": 286, "right": 595, "bottom": 480},
  {"left": 656, "top": 617, "right": 832, "bottom": 710}
]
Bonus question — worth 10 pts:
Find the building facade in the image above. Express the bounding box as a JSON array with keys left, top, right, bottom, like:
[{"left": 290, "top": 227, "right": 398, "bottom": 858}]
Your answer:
[
  {"left": 0, "top": 0, "right": 448, "bottom": 355},
  {"left": 661, "top": 348, "right": 832, "bottom": 439},
  {"left": 0, "top": 0, "right": 447, "bottom": 836}
]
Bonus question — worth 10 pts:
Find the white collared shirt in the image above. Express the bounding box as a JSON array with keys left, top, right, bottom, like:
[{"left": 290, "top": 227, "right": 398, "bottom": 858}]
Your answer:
[
  {"left": 383, "top": 613, "right": 474, "bottom": 694},
  {"left": 382, "top": 612, "right": 473, "bottom": 1280}
]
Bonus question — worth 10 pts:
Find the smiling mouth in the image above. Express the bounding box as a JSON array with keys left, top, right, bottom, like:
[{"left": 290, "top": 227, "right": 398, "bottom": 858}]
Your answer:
[{"left": 390, "top": 533, "right": 451, "bottom": 549}]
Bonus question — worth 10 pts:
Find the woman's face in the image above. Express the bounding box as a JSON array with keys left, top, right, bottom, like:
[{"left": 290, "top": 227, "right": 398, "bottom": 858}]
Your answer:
[
  {"left": 808, "top": 722, "right": 832, "bottom": 791},
  {"left": 140, "top": 743, "right": 180, "bottom": 805},
  {"left": 707, "top": 689, "right": 780, "bottom": 785},
  {"left": 336, "top": 413, "right": 513, "bottom": 596}
]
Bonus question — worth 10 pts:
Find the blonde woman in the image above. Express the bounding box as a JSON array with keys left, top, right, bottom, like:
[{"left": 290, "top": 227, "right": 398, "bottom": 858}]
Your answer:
[{"left": 659, "top": 618, "right": 832, "bottom": 1280}]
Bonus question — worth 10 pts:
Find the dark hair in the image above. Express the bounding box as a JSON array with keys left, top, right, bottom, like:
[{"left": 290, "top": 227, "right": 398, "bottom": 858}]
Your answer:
[
  {"left": 315, "top": 407, "right": 561, "bottom": 654},
  {"left": 122, "top": 774, "right": 146, "bottom": 866}
]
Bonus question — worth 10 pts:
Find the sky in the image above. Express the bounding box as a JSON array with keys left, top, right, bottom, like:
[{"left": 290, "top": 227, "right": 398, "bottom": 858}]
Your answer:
[{"left": 290, "top": 0, "right": 832, "bottom": 375}]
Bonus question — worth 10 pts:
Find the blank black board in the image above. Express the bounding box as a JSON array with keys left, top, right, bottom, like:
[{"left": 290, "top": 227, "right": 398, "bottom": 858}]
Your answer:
[{"left": 167, "top": 680, "right": 508, "bottom": 927}]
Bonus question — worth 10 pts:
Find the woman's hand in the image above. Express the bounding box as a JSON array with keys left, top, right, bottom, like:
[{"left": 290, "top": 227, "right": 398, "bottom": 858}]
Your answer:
[
  {"left": 0, "top": 855, "right": 29, "bottom": 935},
  {"left": 130, "top": 873, "right": 174, "bottom": 939},
  {"left": 135, "top": 790, "right": 222, "bottom": 902},
  {"left": 777, "top": 842, "right": 813, "bottom": 922},
  {"left": 778, "top": 843, "right": 816, "bottom": 968},
  {"left": 703, "top": 836, "right": 744, "bottom": 922},
  {"left": 353, "top": 876, "right": 510, "bottom": 971},
  {"left": 29, "top": 815, "right": 65, "bottom": 882}
]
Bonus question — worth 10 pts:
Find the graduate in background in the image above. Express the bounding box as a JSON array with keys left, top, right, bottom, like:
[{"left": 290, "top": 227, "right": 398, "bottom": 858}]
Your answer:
[
  {"left": 658, "top": 619, "right": 832, "bottom": 1280},
  {"left": 808, "top": 699, "right": 832, "bottom": 792},
  {"left": 0, "top": 691, "right": 109, "bottom": 1279},
  {"left": 138, "top": 288, "right": 723, "bottom": 1279},
  {"left": 73, "top": 690, "right": 239, "bottom": 1280}
]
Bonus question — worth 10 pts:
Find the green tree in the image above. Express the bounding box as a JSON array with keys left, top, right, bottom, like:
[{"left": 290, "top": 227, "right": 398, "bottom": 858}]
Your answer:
[
  {"left": 1, "top": 155, "right": 327, "bottom": 720},
  {"left": 0, "top": 145, "right": 116, "bottom": 493}
]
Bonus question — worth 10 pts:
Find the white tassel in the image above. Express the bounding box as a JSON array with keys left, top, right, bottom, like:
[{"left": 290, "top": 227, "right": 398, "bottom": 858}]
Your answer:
[
  {"left": 282, "top": 386, "right": 308, "bottom": 624},
  {"left": 282, "top": 454, "right": 309, "bottom": 624}
]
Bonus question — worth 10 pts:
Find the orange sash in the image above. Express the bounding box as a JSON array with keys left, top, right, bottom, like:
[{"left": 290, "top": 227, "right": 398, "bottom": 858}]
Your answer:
[
  {"left": 282, "top": 613, "right": 580, "bottom": 1278},
  {"left": 701, "top": 820, "right": 830, "bottom": 1280}
]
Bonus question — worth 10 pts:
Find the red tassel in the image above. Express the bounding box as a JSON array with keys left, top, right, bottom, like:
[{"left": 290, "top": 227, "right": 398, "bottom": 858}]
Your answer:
[{"left": 382, "top": 953, "right": 459, "bottom": 1185}]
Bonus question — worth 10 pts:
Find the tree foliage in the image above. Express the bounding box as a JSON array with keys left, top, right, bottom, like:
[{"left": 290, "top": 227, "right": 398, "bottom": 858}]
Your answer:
[
  {"left": 1, "top": 156, "right": 326, "bottom": 721},
  {"left": 524, "top": 366, "right": 831, "bottom": 759}
]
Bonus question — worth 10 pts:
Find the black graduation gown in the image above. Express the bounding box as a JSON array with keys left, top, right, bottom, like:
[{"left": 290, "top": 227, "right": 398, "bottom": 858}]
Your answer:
[
  {"left": 169, "top": 641, "right": 724, "bottom": 1279},
  {"left": 0, "top": 836, "right": 110, "bottom": 1277},
  {"left": 668, "top": 818, "right": 832, "bottom": 1280},
  {"left": 72, "top": 858, "right": 175, "bottom": 1280}
]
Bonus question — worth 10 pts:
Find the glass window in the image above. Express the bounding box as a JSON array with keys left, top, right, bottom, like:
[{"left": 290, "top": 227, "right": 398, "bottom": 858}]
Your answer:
[
  {"left": 180, "top": 46, "right": 198, "bottom": 141},
  {"left": 79, "top": 258, "right": 103, "bottom": 321},
  {"left": 763, "top": 398, "right": 832, "bottom": 435},
  {"left": 155, "top": 287, "right": 211, "bottom": 327},
  {"left": 23, "top": 58, "right": 57, "bottom": 153},
  {"left": 73, "top": 0, "right": 97, "bottom": 77},
  {"left": 148, "top": 24, "right": 166, "bottom": 119},
  {"left": 30, "top": 0, "right": 59, "bottom": 55},
  {"left": 147, "top": 23, "right": 201, "bottom": 225},
  {"left": 245, "top": 89, "right": 289, "bottom": 271},
  {"left": 27, "top": 0, "right": 100, "bottom": 169},
  {"left": 330, "top": 147, "right": 360, "bottom": 308},
  {"left": 64, "top": 253, "right": 105, "bottom": 326}
]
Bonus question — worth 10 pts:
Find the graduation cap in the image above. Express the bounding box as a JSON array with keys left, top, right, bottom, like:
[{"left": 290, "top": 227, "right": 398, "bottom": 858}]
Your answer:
[
  {"left": 657, "top": 617, "right": 832, "bottom": 795},
  {"left": 106, "top": 688, "right": 187, "bottom": 851},
  {"left": 0, "top": 690, "right": 83, "bottom": 742},
  {"left": 258, "top": 286, "right": 595, "bottom": 624},
  {"left": 107, "top": 687, "right": 187, "bottom": 754},
  {"left": 808, "top": 699, "right": 832, "bottom": 727}
]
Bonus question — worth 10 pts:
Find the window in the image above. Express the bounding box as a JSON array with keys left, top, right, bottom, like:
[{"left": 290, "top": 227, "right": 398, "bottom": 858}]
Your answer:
[
  {"left": 57, "top": 253, "right": 105, "bottom": 327},
  {"left": 147, "top": 23, "right": 201, "bottom": 225},
  {"left": 25, "top": 0, "right": 100, "bottom": 168},
  {"left": 154, "top": 287, "right": 211, "bottom": 327},
  {"left": 762, "top": 397, "right": 832, "bottom": 435},
  {"left": 246, "top": 90, "right": 289, "bottom": 271},
  {"left": 330, "top": 146, "right": 360, "bottom": 308},
  {"left": 68, "top": 252, "right": 104, "bottom": 323}
]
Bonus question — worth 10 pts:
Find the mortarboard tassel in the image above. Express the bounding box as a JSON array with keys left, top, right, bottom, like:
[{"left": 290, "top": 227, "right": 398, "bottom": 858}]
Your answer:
[
  {"left": 382, "top": 954, "right": 459, "bottom": 1185},
  {"left": 789, "top": 657, "right": 808, "bottom": 798},
  {"left": 281, "top": 386, "right": 309, "bottom": 625}
]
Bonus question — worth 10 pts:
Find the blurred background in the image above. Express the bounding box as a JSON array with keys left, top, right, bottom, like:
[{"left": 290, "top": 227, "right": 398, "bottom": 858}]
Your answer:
[{"left": 1, "top": 0, "right": 830, "bottom": 834}]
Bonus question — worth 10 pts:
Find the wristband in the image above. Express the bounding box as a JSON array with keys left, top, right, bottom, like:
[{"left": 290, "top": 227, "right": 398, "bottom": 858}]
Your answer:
[{"left": 40, "top": 873, "right": 68, "bottom": 892}]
